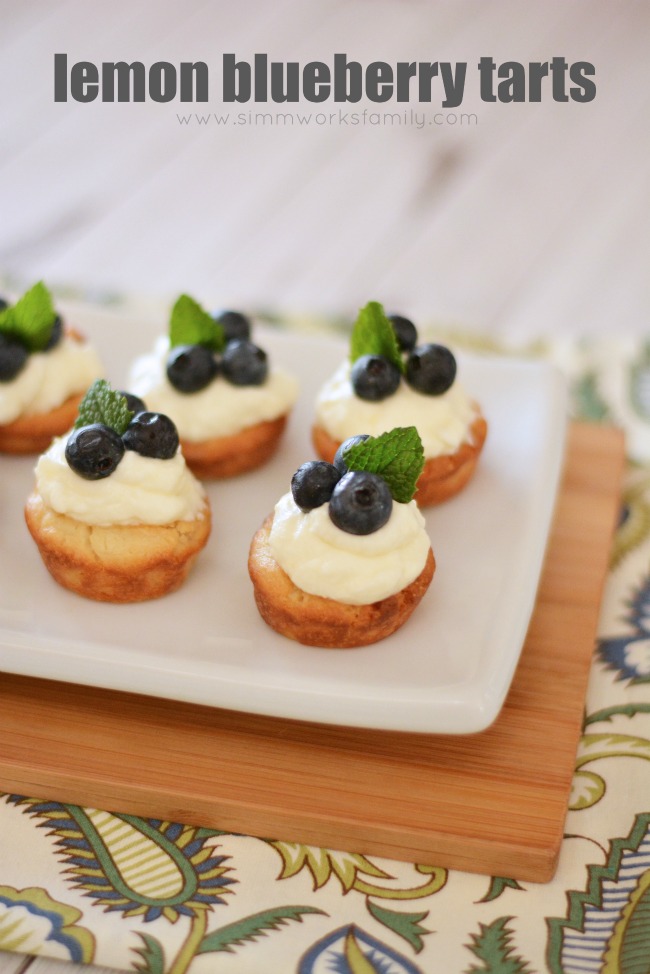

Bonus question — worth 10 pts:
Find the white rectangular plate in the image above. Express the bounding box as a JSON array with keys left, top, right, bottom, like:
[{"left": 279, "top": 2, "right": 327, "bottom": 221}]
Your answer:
[{"left": 0, "top": 304, "right": 567, "bottom": 733}]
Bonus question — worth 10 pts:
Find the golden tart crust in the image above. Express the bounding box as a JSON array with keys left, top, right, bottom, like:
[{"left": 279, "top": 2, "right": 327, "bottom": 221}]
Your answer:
[
  {"left": 248, "top": 512, "right": 435, "bottom": 648},
  {"left": 0, "top": 393, "right": 84, "bottom": 454},
  {"left": 0, "top": 328, "right": 97, "bottom": 455},
  {"left": 25, "top": 491, "right": 211, "bottom": 603},
  {"left": 180, "top": 415, "right": 289, "bottom": 479}
]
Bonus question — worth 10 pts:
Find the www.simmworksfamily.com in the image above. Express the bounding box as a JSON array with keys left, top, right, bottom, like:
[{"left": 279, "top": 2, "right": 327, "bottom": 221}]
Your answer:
[{"left": 175, "top": 109, "right": 479, "bottom": 128}]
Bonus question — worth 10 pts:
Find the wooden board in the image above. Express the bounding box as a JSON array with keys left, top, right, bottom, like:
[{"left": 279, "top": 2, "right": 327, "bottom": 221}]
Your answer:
[{"left": 0, "top": 422, "right": 625, "bottom": 883}]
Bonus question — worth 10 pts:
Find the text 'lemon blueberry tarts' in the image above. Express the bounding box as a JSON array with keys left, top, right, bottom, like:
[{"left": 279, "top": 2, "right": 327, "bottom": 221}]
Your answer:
[
  {"left": 0, "top": 282, "right": 104, "bottom": 454},
  {"left": 248, "top": 426, "right": 434, "bottom": 648},
  {"left": 128, "top": 295, "right": 299, "bottom": 478},
  {"left": 312, "top": 301, "right": 487, "bottom": 505},
  {"left": 25, "top": 380, "right": 211, "bottom": 603}
]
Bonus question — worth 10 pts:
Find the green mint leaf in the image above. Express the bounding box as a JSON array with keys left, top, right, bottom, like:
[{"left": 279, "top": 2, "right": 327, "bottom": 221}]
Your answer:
[
  {"left": 342, "top": 426, "right": 425, "bottom": 503},
  {"left": 349, "top": 300, "right": 404, "bottom": 374},
  {"left": 0, "top": 306, "right": 15, "bottom": 333},
  {"left": 169, "top": 294, "right": 225, "bottom": 352},
  {"left": 74, "top": 379, "right": 133, "bottom": 435},
  {"left": 0, "top": 281, "right": 57, "bottom": 351}
]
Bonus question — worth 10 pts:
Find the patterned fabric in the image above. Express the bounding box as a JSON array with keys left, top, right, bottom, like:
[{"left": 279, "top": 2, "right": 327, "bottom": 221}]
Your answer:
[{"left": 2, "top": 325, "right": 650, "bottom": 973}]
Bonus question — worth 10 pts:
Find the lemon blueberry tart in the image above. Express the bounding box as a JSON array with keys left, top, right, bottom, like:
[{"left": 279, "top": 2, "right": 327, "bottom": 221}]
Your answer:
[
  {"left": 312, "top": 301, "right": 487, "bottom": 505},
  {"left": 248, "top": 426, "right": 434, "bottom": 648},
  {"left": 0, "top": 282, "right": 104, "bottom": 454},
  {"left": 25, "top": 380, "right": 211, "bottom": 602},
  {"left": 128, "top": 295, "right": 299, "bottom": 478}
]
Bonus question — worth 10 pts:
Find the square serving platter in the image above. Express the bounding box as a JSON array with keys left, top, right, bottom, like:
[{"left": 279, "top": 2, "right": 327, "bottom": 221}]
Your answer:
[{"left": 0, "top": 304, "right": 568, "bottom": 734}]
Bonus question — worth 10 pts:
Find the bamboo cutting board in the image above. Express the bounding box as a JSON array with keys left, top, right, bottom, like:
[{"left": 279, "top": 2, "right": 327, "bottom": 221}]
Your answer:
[{"left": 0, "top": 422, "right": 625, "bottom": 883}]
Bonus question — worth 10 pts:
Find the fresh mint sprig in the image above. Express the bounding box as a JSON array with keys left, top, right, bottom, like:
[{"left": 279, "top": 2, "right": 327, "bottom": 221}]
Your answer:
[
  {"left": 74, "top": 379, "right": 133, "bottom": 435},
  {"left": 349, "top": 300, "right": 404, "bottom": 374},
  {"left": 342, "top": 426, "right": 424, "bottom": 503},
  {"left": 169, "top": 294, "right": 225, "bottom": 352},
  {"left": 0, "top": 281, "right": 57, "bottom": 352}
]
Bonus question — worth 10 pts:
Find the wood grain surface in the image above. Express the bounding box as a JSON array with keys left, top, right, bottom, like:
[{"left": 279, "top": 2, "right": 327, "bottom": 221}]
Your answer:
[{"left": 0, "top": 422, "right": 625, "bottom": 883}]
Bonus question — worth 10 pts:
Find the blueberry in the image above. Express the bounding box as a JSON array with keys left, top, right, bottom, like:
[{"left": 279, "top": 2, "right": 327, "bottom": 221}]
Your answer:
[
  {"left": 65, "top": 423, "right": 125, "bottom": 480},
  {"left": 406, "top": 343, "right": 457, "bottom": 395},
  {"left": 329, "top": 470, "right": 393, "bottom": 536},
  {"left": 351, "top": 354, "right": 401, "bottom": 402},
  {"left": 0, "top": 333, "right": 28, "bottom": 382},
  {"left": 212, "top": 309, "right": 251, "bottom": 343},
  {"left": 333, "top": 434, "right": 370, "bottom": 474},
  {"left": 166, "top": 343, "right": 218, "bottom": 393},
  {"left": 44, "top": 315, "right": 63, "bottom": 350},
  {"left": 387, "top": 313, "right": 418, "bottom": 352},
  {"left": 291, "top": 460, "right": 341, "bottom": 511},
  {"left": 221, "top": 339, "right": 268, "bottom": 386},
  {"left": 117, "top": 390, "right": 147, "bottom": 415},
  {"left": 122, "top": 411, "right": 179, "bottom": 459}
]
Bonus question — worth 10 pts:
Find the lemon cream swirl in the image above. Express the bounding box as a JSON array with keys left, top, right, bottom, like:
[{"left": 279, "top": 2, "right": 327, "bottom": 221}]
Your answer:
[
  {"left": 269, "top": 491, "right": 431, "bottom": 605},
  {"left": 315, "top": 360, "right": 477, "bottom": 457},
  {"left": 0, "top": 336, "right": 103, "bottom": 425},
  {"left": 129, "top": 336, "right": 299, "bottom": 442},
  {"left": 35, "top": 434, "right": 207, "bottom": 526}
]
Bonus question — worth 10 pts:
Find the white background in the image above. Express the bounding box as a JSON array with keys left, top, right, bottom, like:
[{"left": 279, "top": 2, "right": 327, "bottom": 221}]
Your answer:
[{"left": 0, "top": 0, "right": 647, "bottom": 342}]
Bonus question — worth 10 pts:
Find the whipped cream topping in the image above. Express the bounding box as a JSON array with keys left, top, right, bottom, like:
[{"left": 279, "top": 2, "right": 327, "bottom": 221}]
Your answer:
[
  {"left": 0, "top": 335, "right": 104, "bottom": 425},
  {"left": 35, "top": 434, "right": 207, "bottom": 526},
  {"left": 269, "top": 491, "right": 431, "bottom": 605},
  {"left": 315, "top": 360, "right": 478, "bottom": 457},
  {"left": 128, "top": 336, "right": 299, "bottom": 442}
]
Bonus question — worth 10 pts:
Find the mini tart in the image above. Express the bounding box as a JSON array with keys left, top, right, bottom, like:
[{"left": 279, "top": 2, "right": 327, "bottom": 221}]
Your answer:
[
  {"left": 248, "top": 513, "right": 435, "bottom": 648},
  {"left": 180, "top": 415, "right": 288, "bottom": 479},
  {"left": 25, "top": 491, "right": 211, "bottom": 603},
  {"left": 0, "top": 328, "right": 96, "bottom": 455},
  {"left": 0, "top": 392, "right": 84, "bottom": 454},
  {"left": 312, "top": 411, "right": 488, "bottom": 506}
]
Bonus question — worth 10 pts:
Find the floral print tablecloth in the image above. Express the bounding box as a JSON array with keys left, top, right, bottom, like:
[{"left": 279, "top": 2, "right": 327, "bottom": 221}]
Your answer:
[{"left": 2, "top": 324, "right": 650, "bottom": 974}]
